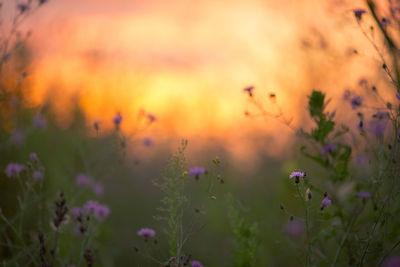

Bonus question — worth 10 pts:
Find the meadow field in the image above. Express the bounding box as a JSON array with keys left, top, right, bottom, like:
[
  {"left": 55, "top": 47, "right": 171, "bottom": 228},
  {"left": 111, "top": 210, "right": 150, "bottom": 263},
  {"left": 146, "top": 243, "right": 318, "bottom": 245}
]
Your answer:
[{"left": 1, "top": 0, "right": 400, "bottom": 266}]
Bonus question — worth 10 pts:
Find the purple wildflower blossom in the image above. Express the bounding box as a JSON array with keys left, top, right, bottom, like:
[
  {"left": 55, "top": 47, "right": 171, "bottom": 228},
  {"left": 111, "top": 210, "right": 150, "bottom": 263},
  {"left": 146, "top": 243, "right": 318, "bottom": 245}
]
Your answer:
[
  {"left": 30, "top": 152, "right": 38, "bottom": 162},
  {"left": 321, "top": 197, "right": 332, "bottom": 210},
  {"left": 284, "top": 220, "right": 304, "bottom": 236},
  {"left": 343, "top": 89, "right": 351, "bottom": 100},
  {"left": 32, "top": 170, "right": 44, "bottom": 180},
  {"left": 5, "top": 163, "right": 25, "bottom": 178},
  {"left": 396, "top": 93, "right": 400, "bottom": 101},
  {"left": 33, "top": 115, "right": 47, "bottom": 129},
  {"left": 356, "top": 154, "right": 369, "bottom": 165},
  {"left": 369, "top": 120, "right": 387, "bottom": 137},
  {"left": 189, "top": 167, "right": 206, "bottom": 180},
  {"left": 289, "top": 170, "right": 306, "bottom": 184},
  {"left": 75, "top": 174, "right": 93, "bottom": 186},
  {"left": 38, "top": 0, "right": 48, "bottom": 5},
  {"left": 113, "top": 113, "right": 123, "bottom": 126},
  {"left": 322, "top": 143, "right": 338, "bottom": 155},
  {"left": 243, "top": 86, "right": 254, "bottom": 97},
  {"left": 137, "top": 228, "right": 156, "bottom": 238},
  {"left": 71, "top": 207, "right": 82, "bottom": 218},
  {"left": 350, "top": 96, "right": 362, "bottom": 109},
  {"left": 17, "top": 3, "right": 29, "bottom": 14},
  {"left": 356, "top": 191, "right": 371, "bottom": 199},
  {"left": 83, "top": 200, "right": 110, "bottom": 221},
  {"left": 143, "top": 137, "right": 154, "bottom": 147},
  {"left": 147, "top": 113, "right": 157, "bottom": 123},
  {"left": 191, "top": 261, "right": 204, "bottom": 267},
  {"left": 354, "top": 9, "right": 366, "bottom": 20},
  {"left": 92, "top": 183, "right": 104, "bottom": 196}
]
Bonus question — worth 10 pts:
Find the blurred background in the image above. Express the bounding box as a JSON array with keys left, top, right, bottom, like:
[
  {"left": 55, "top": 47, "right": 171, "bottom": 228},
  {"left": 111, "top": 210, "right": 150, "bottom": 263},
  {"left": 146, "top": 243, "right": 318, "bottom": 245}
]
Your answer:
[{"left": 0, "top": 0, "right": 393, "bottom": 265}]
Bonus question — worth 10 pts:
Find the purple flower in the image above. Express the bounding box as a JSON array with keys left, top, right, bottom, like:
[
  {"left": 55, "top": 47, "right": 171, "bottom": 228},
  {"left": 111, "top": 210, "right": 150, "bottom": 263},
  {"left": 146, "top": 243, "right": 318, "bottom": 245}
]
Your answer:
[
  {"left": 38, "top": 0, "right": 48, "bottom": 5},
  {"left": 17, "top": 3, "right": 29, "bottom": 14},
  {"left": 243, "top": 86, "right": 254, "bottom": 97},
  {"left": 33, "top": 115, "right": 47, "bottom": 129},
  {"left": 289, "top": 170, "right": 306, "bottom": 184},
  {"left": 113, "top": 113, "right": 123, "bottom": 127},
  {"left": 321, "top": 197, "right": 332, "bottom": 210},
  {"left": 92, "top": 183, "right": 104, "bottom": 196},
  {"left": 356, "top": 191, "right": 371, "bottom": 199},
  {"left": 191, "top": 261, "right": 204, "bottom": 267},
  {"left": 375, "top": 110, "right": 389, "bottom": 119},
  {"left": 83, "top": 200, "right": 110, "bottom": 221},
  {"left": 322, "top": 143, "right": 338, "bottom": 155},
  {"left": 137, "top": 228, "right": 156, "bottom": 238},
  {"left": 396, "top": 93, "right": 400, "bottom": 101},
  {"left": 354, "top": 9, "right": 366, "bottom": 20},
  {"left": 32, "top": 170, "right": 44, "bottom": 180},
  {"left": 75, "top": 174, "right": 93, "bottom": 186},
  {"left": 5, "top": 163, "right": 25, "bottom": 178},
  {"left": 284, "top": 220, "right": 304, "bottom": 236},
  {"left": 189, "top": 167, "right": 206, "bottom": 180},
  {"left": 356, "top": 154, "right": 369, "bottom": 165},
  {"left": 29, "top": 152, "right": 38, "bottom": 162},
  {"left": 350, "top": 96, "right": 362, "bottom": 109},
  {"left": 369, "top": 120, "right": 387, "bottom": 137},
  {"left": 343, "top": 89, "right": 351, "bottom": 100},
  {"left": 147, "top": 113, "right": 157, "bottom": 123},
  {"left": 143, "top": 137, "right": 154, "bottom": 147},
  {"left": 71, "top": 207, "right": 82, "bottom": 218}
]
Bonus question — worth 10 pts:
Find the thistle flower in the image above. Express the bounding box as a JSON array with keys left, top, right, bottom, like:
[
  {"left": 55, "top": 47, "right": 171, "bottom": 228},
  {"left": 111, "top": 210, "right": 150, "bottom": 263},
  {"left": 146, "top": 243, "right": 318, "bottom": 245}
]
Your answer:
[
  {"left": 33, "top": 115, "right": 47, "bottom": 129},
  {"left": 188, "top": 167, "right": 206, "bottom": 180},
  {"left": 5, "top": 163, "right": 25, "bottom": 178},
  {"left": 75, "top": 174, "right": 93, "bottom": 186},
  {"left": 284, "top": 220, "right": 304, "bottom": 236},
  {"left": 113, "top": 113, "right": 123, "bottom": 127},
  {"left": 289, "top": 170, "right": 306, "bottom": 184},
  {"left": 356, "top": 191, "right": 371, "bottom": 199},
  {"left": 32, "top": 170, "right": 44, "bottom": 180},
  {"left": 350, "top": 96, "right": 362, "bottom": 109},
  {"left": 137, "top": 228, "right": 156, "bottom": 238},
  {"left": 70, "top": 207, "right": 82, "bottom": 218},
  {"left": 17, "top": 3, "right": 29, "bottom": 14},
  {"left": 369, "top": 120, "right": 387, "bottom": 137},
  {"left": 396, "top": 93, "right": 400, "bottom": 101},
  {"left": 243, "top": 86, "right": 254, "bottom": 97},
  {"left": 321, "top": 197, "right": 332, "bottom": 210},
  {"left": 30, "top": 152, "right": 38, "bottom": 162},
  {"left": 191, "top": 261, "right": 204, "bottom": 267},
  {"left": 92, "top": 183, "right": 104, "bottom": 196},
  {"left": 147, "top": 113, "right": 157, "bottom": 123},
  {"left": 143, "top": 137, "right": 154, "bottom": 147},
  {"left": 322, "top": 143, "right": 337, "bottom": 155},
  {"left": 353, "top": 8, "right": 366, "bottom": 20},
  {"left": 83, "top": 200, "right": 110, "bottom": 221}
]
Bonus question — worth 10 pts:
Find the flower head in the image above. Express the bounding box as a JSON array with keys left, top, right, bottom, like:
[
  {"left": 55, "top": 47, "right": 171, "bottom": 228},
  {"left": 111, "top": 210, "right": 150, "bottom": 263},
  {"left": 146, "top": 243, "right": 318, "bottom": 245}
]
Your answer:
[
  {"left": 354, "top": 9, "right": 366, "bottom": 20},
  {"left": 369, "top": 120, "right": 387, "bottom": 137},
  {"left": 83, "top": 200, "right": 110, "bottom": 221},
  {"left": 33, "top": 115, "right": 47, "bottom": 129},
  {"left": 243, "top": 86, "right": 254, "bottom": 97},
  {"left": 322, "top": 143, "right": 338, "bottom": 155},
  {"left": 17, "top": 3, "right": 29, "bottom": 14},
  {"left": 92, "top": 183, "right": 104, "bottom": 196},
  {"left": 289, "top": 170, "right": 306, "bottom": 184},
  {"left": 30, "top": 152, "right": 38, "bottom": 162},
  {"left": 147, "top": 113, "right": 157, "bottom": 123},
  {"left": 350, "top": 96, "right": 362, "bottom": 109},
  {"left": 321, "top": 197, "right": 332, "bottom": 210},
  {"left": 143, "top": 137, "right": 154, "bottom": 147},
  {"left": 32, "top": 170, "right": 44, "bottom": 180},
  {"left": 356, "top": 191, "right": 371, "bottom": 199},
  {"left": 75, "top": 174, "right": 93, "bottom": 186},
  {"left": 191, "top": 261, "right": 204, "bottom": 267},
  {"left": 396, "top": 93, "right": 400, "bottom": 101},
  {"left": 5, "top": 163, "right": 25, "bottom": 178},
  {"left": 137, "top": 228, "right": 156, "bottom": 238},
  {"left": 113, "top": 113, "right": 123, "bottom": 127},
  {"left": 188, "top": 167, "right": 206, "bottom": 180}
]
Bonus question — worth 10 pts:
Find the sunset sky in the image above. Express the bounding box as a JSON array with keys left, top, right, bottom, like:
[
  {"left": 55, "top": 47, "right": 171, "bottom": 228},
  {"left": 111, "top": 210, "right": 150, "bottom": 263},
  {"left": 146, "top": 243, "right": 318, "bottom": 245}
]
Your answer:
[{"left": 4, "top": 0, "right": 389, "bottom": 160}]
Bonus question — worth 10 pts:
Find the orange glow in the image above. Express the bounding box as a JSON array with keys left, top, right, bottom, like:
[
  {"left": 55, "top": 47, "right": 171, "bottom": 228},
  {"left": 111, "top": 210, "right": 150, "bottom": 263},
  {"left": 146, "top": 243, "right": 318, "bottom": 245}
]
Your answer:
[{"left": 10, "top": 0, "right": 391, "bottom": 158}]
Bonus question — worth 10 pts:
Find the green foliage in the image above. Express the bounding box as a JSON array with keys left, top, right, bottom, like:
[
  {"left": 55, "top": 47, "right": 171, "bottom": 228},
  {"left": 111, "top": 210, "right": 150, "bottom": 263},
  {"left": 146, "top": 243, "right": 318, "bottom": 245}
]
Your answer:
[
  {"left": 153, "top": 140, "right": 189, "bottom": 259},
  {"left": 226, "top": 194, "right": 258, "bottom": 267}
]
